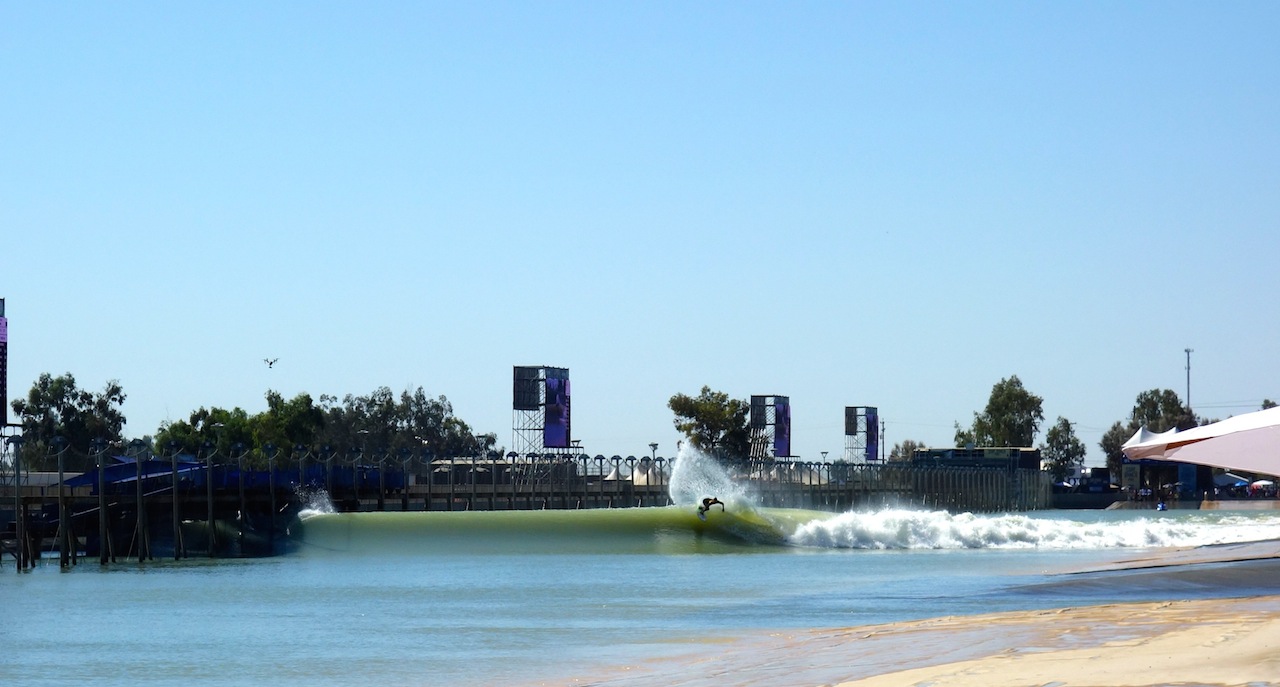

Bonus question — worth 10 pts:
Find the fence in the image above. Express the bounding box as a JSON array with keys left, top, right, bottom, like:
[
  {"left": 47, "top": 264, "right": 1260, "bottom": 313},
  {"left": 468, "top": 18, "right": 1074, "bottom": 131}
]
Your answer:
[{"left": 1, "top": 450, "right": 1052, "bottom": 568}]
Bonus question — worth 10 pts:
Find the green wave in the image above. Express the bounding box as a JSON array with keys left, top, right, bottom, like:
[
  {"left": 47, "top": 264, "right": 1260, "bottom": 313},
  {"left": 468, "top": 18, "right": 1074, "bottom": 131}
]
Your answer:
[{"left": 292, "top": 505, "right": 832, "bottom": 556}]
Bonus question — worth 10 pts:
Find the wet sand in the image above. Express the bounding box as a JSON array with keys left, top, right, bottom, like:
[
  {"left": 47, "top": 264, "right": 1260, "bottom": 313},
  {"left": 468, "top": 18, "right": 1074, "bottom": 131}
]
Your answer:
[{"left": 567, "top": 542, "right": 1280, "bottom": 687}]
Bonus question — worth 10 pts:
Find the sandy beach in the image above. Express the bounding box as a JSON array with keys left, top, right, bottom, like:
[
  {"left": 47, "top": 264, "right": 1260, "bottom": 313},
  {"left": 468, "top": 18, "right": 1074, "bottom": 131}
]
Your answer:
[
  {"left": 575, "top": 543, "right": 1280, "bottom": 687},
  {"left": 574, "top": 596, "right": 1280, "bottom": 687},
  {"left": 831, "top": 596, "right": 1280, "bottom": 687}
]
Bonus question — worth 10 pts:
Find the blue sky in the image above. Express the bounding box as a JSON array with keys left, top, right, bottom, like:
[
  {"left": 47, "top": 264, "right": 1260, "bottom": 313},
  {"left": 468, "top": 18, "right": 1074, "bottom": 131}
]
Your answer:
[{"left": 3, "top": 2, "right": 1277, "bottom": 465}]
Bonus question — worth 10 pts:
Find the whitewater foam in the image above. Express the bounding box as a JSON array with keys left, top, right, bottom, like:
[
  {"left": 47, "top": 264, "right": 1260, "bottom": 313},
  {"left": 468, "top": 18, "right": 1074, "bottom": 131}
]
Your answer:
[{"left": 788, "top": 509, "right": 1280, "bottom": 550}]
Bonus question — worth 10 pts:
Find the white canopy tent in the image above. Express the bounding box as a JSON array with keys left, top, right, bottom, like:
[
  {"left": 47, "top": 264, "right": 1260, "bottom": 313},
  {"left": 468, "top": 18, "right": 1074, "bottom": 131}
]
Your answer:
[{"left": 1121, "top": 406, "right": 1280, "bottom": 475}]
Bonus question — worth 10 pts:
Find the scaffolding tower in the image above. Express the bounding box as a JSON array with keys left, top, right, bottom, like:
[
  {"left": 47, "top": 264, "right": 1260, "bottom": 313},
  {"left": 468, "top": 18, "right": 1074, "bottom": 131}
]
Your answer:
[
  {"left": 749, "top": 395, "right": 792, "bottom": 459},
  {"left": 511, "top": 366, "right": 574, "bottom": 456},
  {"left": 843, "top": 406, "right": 880, "bottom": 464}
]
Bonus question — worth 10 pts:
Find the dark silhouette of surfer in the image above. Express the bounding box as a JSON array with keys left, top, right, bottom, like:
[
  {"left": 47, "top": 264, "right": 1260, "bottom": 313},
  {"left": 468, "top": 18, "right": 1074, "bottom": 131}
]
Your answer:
[{"left": 697, "top": 497, "right": 725, "bottom": 520}]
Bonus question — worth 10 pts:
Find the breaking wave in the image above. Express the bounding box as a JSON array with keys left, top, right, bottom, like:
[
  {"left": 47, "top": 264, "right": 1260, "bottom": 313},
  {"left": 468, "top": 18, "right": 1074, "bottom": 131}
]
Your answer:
[{"left": 787, "top": 509, "right": 1280, "bottom": 550}]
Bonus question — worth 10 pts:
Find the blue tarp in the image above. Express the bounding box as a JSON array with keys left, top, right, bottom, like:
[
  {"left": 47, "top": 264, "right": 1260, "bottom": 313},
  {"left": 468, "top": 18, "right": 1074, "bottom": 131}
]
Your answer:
[
  {"left": 63, "top": 456, "right": 203, "bottom": 488},
  {"left": 62, "top": 458, "right": 404, "bottom": 492}
]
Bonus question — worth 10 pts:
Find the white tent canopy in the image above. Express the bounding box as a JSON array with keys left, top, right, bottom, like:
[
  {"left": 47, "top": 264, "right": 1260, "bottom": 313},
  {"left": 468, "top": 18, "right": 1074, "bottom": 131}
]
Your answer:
[{"left": 1121, "top": 406, "right": 1280, "bottom": 475}]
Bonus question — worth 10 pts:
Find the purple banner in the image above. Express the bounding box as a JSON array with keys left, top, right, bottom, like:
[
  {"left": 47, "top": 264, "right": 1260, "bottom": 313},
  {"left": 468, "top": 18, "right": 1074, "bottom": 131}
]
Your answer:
[
  {"left": 543, "top": 371, "right": 570, "bottom": 448},
  {"left": 0, "top": 315, "right": 7, "bottom": 426},
  {"left": 866, "top": 407, "right": 879, "bottom": 461},
  {"left": 773, "top": 398, "right": 791, "bottom": 457}
]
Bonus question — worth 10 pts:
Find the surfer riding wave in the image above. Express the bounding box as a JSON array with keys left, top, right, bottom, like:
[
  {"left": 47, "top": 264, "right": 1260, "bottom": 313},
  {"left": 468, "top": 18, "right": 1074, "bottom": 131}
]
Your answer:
[{"left": 697, "top": 497, "right": 725, "bottom": 520}]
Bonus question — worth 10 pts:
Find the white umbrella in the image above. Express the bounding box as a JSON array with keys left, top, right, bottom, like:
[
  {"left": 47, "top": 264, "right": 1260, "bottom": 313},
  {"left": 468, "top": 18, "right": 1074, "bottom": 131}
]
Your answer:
[
  {"left": 1251, "top": 480, "right": 1274, "bottom": 488},
  {"left": 1122, "top": 406, "right": 1280, "bottom": 474}
]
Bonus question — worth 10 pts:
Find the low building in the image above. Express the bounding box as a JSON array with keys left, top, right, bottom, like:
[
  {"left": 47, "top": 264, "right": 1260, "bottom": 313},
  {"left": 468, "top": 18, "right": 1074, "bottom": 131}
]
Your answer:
[{"left": 912, "top": 446, "right": 1041, "bottom": 471}]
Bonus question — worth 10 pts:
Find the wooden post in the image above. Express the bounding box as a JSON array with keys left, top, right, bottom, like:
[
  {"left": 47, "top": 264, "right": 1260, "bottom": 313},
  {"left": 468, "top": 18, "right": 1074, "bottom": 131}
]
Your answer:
[
  {"left": 376, "top": 451, "right": 386, "bottom": 512},
  {"left": 204, "top": 441, "right": 216, "bottom": 558},
  {"left": 266, "top": 444, "right": 277, "bottom": 554},
  {"left": 234, "top": 443, "right": 246, "bottom": 554},
  {"left": 131, "top": 440, "right": 148, "bottom": 562},
  {"left": 7, "top": 435, "right": 25, "bottom": 570},
  {"left": 167, "top": 442, "right": 183, "bottom": 560},
  {"left": 55, "top": 438, "right": 72, "bottom": 567}
]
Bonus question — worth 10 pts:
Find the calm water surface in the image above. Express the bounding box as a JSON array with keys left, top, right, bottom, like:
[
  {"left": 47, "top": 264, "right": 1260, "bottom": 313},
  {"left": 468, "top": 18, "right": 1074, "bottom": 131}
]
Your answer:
[{"left": 6, "top": 506, "right": 1280, "bottom": 687}]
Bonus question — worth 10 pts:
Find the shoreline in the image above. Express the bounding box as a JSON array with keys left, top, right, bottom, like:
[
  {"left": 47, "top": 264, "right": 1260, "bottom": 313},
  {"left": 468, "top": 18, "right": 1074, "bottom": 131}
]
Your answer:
[
  {"left": 565, "top": 595, "right": 1280, "bottom": 687},
  {"left": 563, "top": 539, "right": 1280, "bottom": 687},
  {"left": 831, "top": 595, "right": 1280, "bottom": 687}
]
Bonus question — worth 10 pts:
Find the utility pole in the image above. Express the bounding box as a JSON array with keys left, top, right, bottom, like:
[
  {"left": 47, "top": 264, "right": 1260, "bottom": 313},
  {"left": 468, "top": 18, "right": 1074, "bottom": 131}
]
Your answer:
[{"left": 1185, "top": 348, "right": 1194, "bottom": 411}]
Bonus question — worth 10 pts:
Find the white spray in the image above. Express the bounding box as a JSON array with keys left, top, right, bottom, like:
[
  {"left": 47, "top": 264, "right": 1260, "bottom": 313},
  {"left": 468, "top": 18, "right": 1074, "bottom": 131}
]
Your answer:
[
  {"left": 295, "top": 486, "right": 337, "bottom": 518},
  {"left": 667, "top": 444, "right": 753, "bottom": 508}
]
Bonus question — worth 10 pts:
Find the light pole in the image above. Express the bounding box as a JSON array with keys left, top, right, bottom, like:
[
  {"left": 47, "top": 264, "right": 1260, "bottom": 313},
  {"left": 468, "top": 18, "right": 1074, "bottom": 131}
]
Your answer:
[
  {"left": 293, "top": 444, "right": 308, "bottom": 489},
  {"left": 398, "top": 447, "right": 412, "bottom": 511},
  {"left": 128, "top": 438, "right": 150, "bottom": 562},
  {"left": 649, "top": 443, "right": 658, "bottom": 461},
  {"left": 232, "top": 441, "right": 246, "bottom": 553},
  {"left": 90, "top": 437, "right": 110, "bottom": 564},
  {"left": 51, "top": 436, "right": 72, "bottom": 567},
  {"left": 264, "top": 443, "right": 277, "bottom": 552},
  {"left": 208, "top": 421, "right": 225, "bottom": 558},
  {"left": 201, "top": 439, "right": 216, "bottom": 558},
  {"left": 167, "top": 440, "right": 183, "bottom": 560},
  {"left": 322, "top": 445, "right": 333, "bottom": 496},
  {"left": 349, "top": 445, "right": 364, "bottom": 511},
  {"left": 1185, "top": 348, "right": 1194, "bottom": 412},
  {"left": 375, "top": 448, "right": 387, "bottom": 511}
]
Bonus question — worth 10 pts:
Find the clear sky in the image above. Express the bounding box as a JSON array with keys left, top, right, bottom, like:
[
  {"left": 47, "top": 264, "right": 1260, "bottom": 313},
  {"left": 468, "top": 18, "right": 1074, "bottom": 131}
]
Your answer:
[{"left": 3, "top": 2, "right": 1277, "bottom": 465}]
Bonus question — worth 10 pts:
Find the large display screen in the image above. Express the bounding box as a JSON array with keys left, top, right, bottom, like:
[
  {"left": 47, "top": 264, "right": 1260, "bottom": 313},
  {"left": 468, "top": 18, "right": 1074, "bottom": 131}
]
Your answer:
[
  {"left": 513, "top": 366, "right": 541, "bottom": 410},
  {"left": 543, "top": 368, "right": 570, "bottom": 448},
  {"left": 774, "top": 396, "right": 791, "bottom": 457},
  {"left": 749, "top": 396, "right": 767, "bottom": 429},
  {"left": 0, "top": 315, "right": 6, "bottom": 426},
  {"left": 866, "top": 407, "right": 879, "bottom": 461}
]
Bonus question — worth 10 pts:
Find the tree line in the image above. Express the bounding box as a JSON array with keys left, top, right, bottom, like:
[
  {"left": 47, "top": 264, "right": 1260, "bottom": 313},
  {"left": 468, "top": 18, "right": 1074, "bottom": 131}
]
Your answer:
[
  {"left": 669, "top": 377, "right": 1276, "bottom": 483},
  {"left": 9, "top": 371, "right": 1274, "bottom": 479},
  {"left": 6, "top": 372, "right": 497, "bottom": 472}
]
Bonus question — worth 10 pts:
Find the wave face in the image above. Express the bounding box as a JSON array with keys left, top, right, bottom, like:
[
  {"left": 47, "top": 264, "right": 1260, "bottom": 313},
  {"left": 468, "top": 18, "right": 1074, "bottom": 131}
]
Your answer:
[{"left": 294, "top": 505, "right": 825, "bottom": 556}]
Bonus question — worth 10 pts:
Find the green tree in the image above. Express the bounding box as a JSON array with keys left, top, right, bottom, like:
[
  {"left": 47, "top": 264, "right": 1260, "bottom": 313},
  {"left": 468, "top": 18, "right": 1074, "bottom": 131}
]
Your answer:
[
  {"left": 668, "top": 386, "right": 750, "bottom": 459},
  {"left": 1263, "top": 399, "right": 1277, "bottom": 410},
  {"left": 1040, "top": 417, "right": 1086, "bottom": 482},
  {"left": 154, "top": 406, "right": 254, "bottom": 459},
  {"left": 1098, "top": 388, "right": 1199, "bottom": 477},
  {"left": 314, "top": 387, "right": 493, "bottom": 460},
  {"left": 1130, "top": 389, "right": 1197, "bottom": 433},
  {"left": 956, "top": 375, "right": 1044, "bottom": 447},
  {"left": 1099, "top": 421, "right": 1131, "bottom": 477},
  {"left": 888, "top": 438, "right": 926, "bottom": 462},
  {"left": 253, "top": 391, "right": 326, "bottom": 452},
  {"left": 11, "top": 372, "right": 127, "bottom": 470}
]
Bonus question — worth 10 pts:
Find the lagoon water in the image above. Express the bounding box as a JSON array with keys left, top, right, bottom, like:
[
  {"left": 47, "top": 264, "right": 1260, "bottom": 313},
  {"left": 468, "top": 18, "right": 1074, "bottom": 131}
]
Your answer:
[{"left": 8, "top": 454, "right": 1280, "bottom": 686}]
